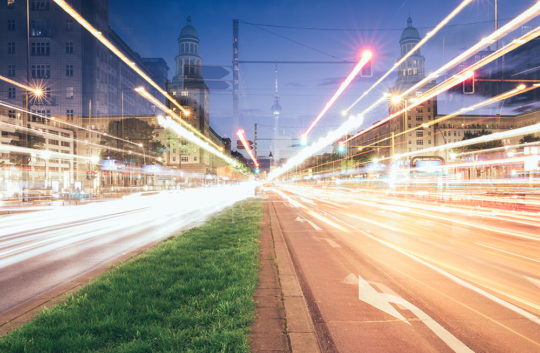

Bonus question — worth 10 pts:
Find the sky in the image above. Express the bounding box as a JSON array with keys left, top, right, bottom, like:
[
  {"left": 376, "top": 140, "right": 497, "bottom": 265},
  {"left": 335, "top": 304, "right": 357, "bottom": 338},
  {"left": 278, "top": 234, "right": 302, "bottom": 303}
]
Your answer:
[{"left": 108, "top": 0, "right": 538, "bottom": 158}]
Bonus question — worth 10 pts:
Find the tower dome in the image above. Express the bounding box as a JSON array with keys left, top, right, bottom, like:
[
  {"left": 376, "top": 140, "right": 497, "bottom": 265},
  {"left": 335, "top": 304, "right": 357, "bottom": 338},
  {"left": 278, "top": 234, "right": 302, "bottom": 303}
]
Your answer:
[
  {"left": 179, "top": 16, "right": 199, "bottom": 41},
  {"left": 400, "top": 17, "right": 420, "bottom": 43}
]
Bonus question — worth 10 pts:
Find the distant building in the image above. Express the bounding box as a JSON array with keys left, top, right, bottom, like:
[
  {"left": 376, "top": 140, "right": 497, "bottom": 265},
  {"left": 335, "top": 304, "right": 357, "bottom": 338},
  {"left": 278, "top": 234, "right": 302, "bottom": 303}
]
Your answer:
[
  {"left": 351, "top": 16, "right": 437, "bottom": 158},
  {"left": 166, "top": 16, "right": 225, "bottom": 174}
]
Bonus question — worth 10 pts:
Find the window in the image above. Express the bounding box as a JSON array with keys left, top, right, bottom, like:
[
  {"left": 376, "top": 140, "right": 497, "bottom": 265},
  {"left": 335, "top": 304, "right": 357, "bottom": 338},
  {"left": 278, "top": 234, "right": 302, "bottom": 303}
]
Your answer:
[
  {"left": 428, "top": 140, "right": 431, "bottom": 144},
  {"left": 66, "top": 64, "right": 73, "bottom": 77},
  {"left": 416, "top": 140, "right": 423, "bottom": 145},
  {"left": 30, "top": 0, "right": 49, "bottom": 10},
  {"left": 48, "top": 139, "right": 59, "bottom": 145},
  {"left": 65, "top": 19, "right": 74, "bottom": 31},
  {"left": 7, "top": 42, "right": 15, "bottom": 55},
  {"left": 31, "top": 64, "right": 50, "bottom": 78},
  {"left": 416, "top": 131, "right": 423, "bottom": 137},
  {"left": 30, "top": 20, "right": 49, "bottom": 36},
  {"left": 65, "top": 41, "right": 73, "bottom": 54},
  {"left": 181, "top": 156, "right": 188, "bottom": 162},
  {"left": 7, "top": 0, "right": 15, "bottom": 8},
  {"left": 416, "top": 107, "right": 423, "bottom": 113},
  {"left": 172, "top": 157, "right": 176, "bottom": 162},
  {"left": 8, "top": 110, "right": 16, "bottom": 119},
  {"left": 8, "top": 64, "right": 15, "bottom": 77},
  {"left": 61, "top": 132, "right": 70, "bottom": 137},
  {"left": 31, "top": 42, "right": 50, "bottom": 56},
  {"left": 8, "top": 87, "right": 15, "bottom": 99},
  {"left": 66, "top": 109, "right": 74, "bottom": 119},
  {"left": 193, "top": 156, "right": 197, "bottom": 161},
  {"left": 66, "top": 87, "right": 73, "bottom": 99},
  {"left": 1, "top": 131, "right": 8, "bottom": 137},
  {"left": 416, "top": 116, "right": 423, "bottom": 121},
  {"left": 61, "top": 141, "right": 70, "bottom": 147},
  {"left": 7, "top": 19, "right": 15, "bottom": 31}
]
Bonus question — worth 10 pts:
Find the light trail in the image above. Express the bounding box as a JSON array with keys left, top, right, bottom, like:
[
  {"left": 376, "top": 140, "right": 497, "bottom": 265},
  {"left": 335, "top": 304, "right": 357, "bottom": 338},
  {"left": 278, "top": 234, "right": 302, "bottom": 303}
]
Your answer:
[
  {"left": 339, "top": 84, "right": 536, "bottom": 153},
  {"left": 344, "top": 0, "right": 473, "bottom": 113},
  {"left": 342, "top": 21, "right": 540, "bottom": 144},
  {"left": 157, "top": 116, "right": 239, "bottom": 167},
  {"left": 270, "top": 15, "right": 540, "bottom": 180},
  {"left": 392, "top": 123, "right": 540, "bottom": 161},
  {"left": 134, "top": 87, "right": 223, "bottom": 151},
  {"left": 236, "top": 129, "right": 259, "bottom": 168},
  {"left": 52, "top": 1, "right": 188, "bottom": 114},
  {"left": 301, "top": 50, "right": 372, "bottom": 141},
  {"left": 0, "top": 75, "right": 43, "bottom": 97},
  {"left": 0, "top": 120, "right": 152, "bottom": 161},
  {"left": 51, "top": 0, "right": 227, "bottom": 151},
  {"left": 0, "top": 100, "right": 143, "bottom": 149}
]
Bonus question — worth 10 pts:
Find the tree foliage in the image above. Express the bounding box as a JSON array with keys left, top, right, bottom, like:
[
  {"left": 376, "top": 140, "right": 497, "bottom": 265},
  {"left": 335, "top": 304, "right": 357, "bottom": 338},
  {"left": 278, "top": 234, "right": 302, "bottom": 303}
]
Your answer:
[
  {"left": 519, "top": 134, "right": 540, "bottom": 144},
  {"left": 100, "top": 118, "right": 164, "bottom": 164},
  {"left": 458, "top": 129, "right": 503, "bottom": 151},
  {"left": 9, "top": 131, "right": 45, "bottom": 165}
]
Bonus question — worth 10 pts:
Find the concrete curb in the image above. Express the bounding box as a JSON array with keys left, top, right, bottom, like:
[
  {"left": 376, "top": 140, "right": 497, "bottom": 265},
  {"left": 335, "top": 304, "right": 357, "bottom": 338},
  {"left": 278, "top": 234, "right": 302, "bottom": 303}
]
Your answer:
[{"left": 269, "top": 202, "right": 322, "bottom": 353}]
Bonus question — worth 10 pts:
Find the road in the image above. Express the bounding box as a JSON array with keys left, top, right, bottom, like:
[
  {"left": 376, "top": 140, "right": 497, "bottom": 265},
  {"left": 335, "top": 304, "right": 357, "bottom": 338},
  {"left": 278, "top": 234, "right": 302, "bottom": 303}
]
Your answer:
[
  {"left": 265, "top": 185, "right": 540, "bottom": 353},
  {"left": 0, "top": 184, "right": 255, "bottom": 315}
]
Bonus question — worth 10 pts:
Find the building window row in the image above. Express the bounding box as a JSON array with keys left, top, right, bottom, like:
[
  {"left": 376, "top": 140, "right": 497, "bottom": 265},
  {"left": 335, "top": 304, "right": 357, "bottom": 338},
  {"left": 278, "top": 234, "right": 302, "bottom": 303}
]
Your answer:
[
  {"left": 31, "top": 64, "right": 50, "bottom": 78},
  {"left": 31, "top": 42, "right": 50, "bottom": 56},
  {"left": 30, "top": 0, "right": 49, "bottom": 11}
]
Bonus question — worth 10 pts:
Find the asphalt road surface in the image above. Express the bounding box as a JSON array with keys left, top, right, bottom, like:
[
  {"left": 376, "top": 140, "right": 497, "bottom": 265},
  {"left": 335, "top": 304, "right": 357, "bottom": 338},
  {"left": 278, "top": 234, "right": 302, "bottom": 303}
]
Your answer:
[
  {"left": 0, "top": 184, "right": 255, "bottom": 315},
  {"left": 265, "top": 185, "right": 540, "bottom": 353}
]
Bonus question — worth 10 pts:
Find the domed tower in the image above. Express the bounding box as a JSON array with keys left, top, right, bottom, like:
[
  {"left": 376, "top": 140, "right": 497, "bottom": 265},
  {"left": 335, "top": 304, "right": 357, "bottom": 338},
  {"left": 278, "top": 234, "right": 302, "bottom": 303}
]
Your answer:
[
  {"left": 172, "top": 16, "right": 202, "bottom": 88},
  {"left": 396, "top": 17, "right": 425, "bottom": 87}
]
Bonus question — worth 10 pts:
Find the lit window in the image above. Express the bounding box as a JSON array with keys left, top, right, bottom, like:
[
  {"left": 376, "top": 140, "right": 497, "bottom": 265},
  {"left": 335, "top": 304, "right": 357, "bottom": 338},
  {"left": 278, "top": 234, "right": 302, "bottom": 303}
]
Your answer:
[
  {"left": 66, "top": 87, "right": 74, "bottom": 99},
  {"left": 7, "top": 0, "right": 15, "bottom": 8}
]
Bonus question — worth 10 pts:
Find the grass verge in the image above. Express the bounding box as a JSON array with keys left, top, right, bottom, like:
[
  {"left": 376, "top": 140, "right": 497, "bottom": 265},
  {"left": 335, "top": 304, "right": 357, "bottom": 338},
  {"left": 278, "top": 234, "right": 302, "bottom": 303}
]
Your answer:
[{"left": 0, "top": 199, "right": 262, "bottom": 353}]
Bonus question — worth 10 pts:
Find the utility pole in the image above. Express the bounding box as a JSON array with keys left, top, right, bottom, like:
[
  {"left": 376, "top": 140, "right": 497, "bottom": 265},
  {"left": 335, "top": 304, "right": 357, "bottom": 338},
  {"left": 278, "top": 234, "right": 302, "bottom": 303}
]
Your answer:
[
  {"left": 232, "top": 19, "right": 239, "bottom": 128},
  {"left": 254, "top": 123, "right": 258, "bottom": 158},
  {"left": 22, "top": 0, "right": 31, "bottom": 201}
]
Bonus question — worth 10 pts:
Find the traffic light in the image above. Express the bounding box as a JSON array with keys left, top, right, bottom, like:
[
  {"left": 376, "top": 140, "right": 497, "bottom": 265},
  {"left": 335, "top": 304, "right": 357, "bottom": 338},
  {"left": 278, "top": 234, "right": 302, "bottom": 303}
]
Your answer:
[
  {"left": 361, "top": 59, "right": 372, "bottom": 78},
  {"left": 463, "top": 71, "right": 475, "bottom": 94}
]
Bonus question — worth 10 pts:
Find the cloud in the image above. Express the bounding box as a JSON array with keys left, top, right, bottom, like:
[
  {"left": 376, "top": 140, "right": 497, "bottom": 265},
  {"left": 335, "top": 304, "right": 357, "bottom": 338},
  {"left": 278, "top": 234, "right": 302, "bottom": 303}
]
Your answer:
[{"left": 287, "top": 82, "right": 305, "bottom": 88}]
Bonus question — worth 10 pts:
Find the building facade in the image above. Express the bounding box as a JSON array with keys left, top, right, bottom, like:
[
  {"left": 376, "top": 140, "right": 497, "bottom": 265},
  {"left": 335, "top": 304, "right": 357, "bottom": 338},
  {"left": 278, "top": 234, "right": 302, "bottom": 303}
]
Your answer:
[{"left": 0, "top": 0, "right": 168, "bottom": 121}]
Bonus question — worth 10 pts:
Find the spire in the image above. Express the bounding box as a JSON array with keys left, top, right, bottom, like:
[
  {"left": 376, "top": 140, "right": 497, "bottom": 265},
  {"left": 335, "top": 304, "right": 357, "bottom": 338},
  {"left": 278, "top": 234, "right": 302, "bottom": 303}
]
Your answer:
[
  {"left": 407, "top": 16, "right": 412, "bottom": 27},
  {"left": 271, "top": 65, "right": 281, "bottom": 115}
]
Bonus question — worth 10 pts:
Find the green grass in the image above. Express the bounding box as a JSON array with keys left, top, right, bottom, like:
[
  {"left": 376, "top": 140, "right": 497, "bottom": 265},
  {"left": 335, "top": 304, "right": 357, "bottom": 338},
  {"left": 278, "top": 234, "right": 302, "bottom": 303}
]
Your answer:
[{"left": 0, "top": 199, "right": 262, "bottom": 353}]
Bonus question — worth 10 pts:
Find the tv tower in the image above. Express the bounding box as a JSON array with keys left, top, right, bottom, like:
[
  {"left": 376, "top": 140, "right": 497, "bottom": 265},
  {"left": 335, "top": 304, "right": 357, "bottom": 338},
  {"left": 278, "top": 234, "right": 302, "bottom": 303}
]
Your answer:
[{"left": 271, "top": 65, "right": 282, "bottom": 164}]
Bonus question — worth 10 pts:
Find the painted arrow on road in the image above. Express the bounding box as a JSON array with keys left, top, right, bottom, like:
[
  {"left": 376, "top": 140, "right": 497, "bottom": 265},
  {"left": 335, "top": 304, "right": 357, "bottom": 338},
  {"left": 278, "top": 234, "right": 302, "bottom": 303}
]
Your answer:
[
  {"left": 295, "top": 216, "right": 322, "bottom": 231},
  {"left": 357, "top": 274, "right": 475, "bottom": 353}
]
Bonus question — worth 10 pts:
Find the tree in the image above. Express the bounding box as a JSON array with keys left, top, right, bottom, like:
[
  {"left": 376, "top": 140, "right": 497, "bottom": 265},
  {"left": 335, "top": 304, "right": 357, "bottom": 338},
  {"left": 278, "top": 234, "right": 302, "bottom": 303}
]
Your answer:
[
  {"left": 519, "top": 134, "right": 540, "bottom": 144},
  {"left": 458, "top": 129, "right": 502, "bottom": 151},
  {"left": 100, "top": 118, "right": 164, "bottom": 164},
  {"left": 9, "top": 131, "right": 45, "bottom": 165}
]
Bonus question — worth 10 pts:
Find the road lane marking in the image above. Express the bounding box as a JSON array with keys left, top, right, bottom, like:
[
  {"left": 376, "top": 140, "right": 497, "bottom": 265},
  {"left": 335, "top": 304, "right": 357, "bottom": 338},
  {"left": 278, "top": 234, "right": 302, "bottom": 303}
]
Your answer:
[
  {"left": 358, "top": 275, "right": 475, "bottom": 353},
  {"left": 476, "top": 242, "right": 540, "bottom": 263},
  {"left": 295, "top": 216, "right": 323, "bottom": 231},
  {"left": 324, "top": 238, "right": 341, "bottom": 248},
  {"left": 305, "top": 210, "right": 349, "bottom": 232},
  {"left": 524, "top": 276, "right": 540, "bottom": 288},
  {"left": 332, "top": 216, "right": 540, "bottom": 326}
]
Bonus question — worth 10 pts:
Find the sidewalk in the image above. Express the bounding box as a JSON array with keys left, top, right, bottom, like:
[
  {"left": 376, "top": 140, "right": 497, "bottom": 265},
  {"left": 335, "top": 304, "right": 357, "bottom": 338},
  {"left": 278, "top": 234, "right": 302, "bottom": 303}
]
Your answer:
[{"left": 249, "top": 200, "right": 320, "bottom": 353}]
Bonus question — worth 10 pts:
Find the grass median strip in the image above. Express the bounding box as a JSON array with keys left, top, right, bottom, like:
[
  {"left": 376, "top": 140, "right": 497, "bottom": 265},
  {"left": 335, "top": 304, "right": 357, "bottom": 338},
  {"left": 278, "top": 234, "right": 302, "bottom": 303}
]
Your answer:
[{"left": 0, "top": 199, "right": 262, "bottom": 353}]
